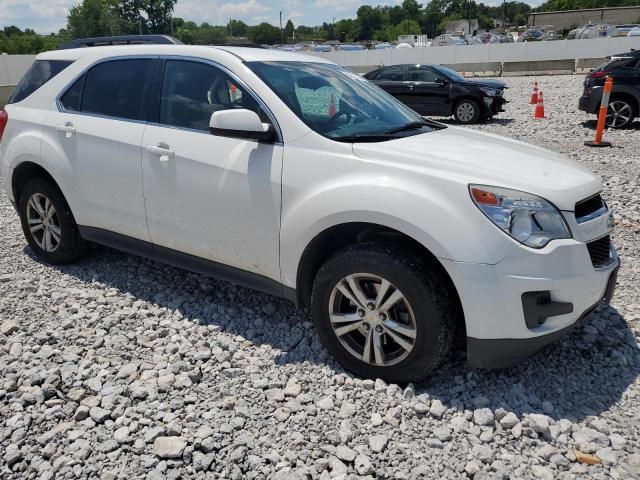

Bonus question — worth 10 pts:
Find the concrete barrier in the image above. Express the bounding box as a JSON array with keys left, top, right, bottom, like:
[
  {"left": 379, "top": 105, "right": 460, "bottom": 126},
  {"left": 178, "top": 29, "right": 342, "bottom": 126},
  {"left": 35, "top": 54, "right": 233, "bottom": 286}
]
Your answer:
[
  {"left": 576, "top": 58, "right": 608, "bottom": 73},
  {"left": 309, "top": 36, "right": 640, "bottom": 76},
  {"left": 502, "top": 59, "right": 576, "bottom": 76}
]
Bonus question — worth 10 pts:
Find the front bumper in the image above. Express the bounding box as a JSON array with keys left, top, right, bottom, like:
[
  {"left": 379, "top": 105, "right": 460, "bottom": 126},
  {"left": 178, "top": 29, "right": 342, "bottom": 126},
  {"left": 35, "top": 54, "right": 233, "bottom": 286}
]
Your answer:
[
  {"left": 440, "top": 229, "right": 618, "bottom": 368},
  {"left": 466, "top": 265, "right": 618, "bottom": 368},
  {"left": 482, "top": 96, "right": 507, "bottom": 116}
]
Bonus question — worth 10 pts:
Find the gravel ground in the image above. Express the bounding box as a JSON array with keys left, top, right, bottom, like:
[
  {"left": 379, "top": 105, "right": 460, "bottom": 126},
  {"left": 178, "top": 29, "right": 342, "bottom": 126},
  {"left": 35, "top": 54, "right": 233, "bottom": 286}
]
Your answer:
[{"left": 1, "top": 74, "right": 640, "bottom": 480}]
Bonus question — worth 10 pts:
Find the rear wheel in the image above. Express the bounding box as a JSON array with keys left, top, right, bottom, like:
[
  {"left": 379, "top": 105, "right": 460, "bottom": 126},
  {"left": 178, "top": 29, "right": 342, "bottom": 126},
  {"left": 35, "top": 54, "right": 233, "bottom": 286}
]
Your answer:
[
  {"left": 606, "top": 97, "right": 636, "bottom": 129},
  {"left": 18, "top": 178, "right": 90, "bottom": 264},
  {"left": 453, "top": 99, "right": 481, "bottom": 124},
  {"left": 311, "top": 243, "right": 455, "bottom": 383}
]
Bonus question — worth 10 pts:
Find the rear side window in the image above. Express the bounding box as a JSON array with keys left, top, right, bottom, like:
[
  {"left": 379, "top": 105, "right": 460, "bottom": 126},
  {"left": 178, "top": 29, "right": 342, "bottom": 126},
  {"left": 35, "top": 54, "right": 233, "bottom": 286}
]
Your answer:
[
  {"left": 377, "top": 67, "right": 404, "bottom": 81},
  {"left": 79, "top": 59, "right": 154, "bottom": 121},
  {"left": 60, "top": 75, "right": 84, "bottom": 111},
  {"left": 9, "top": 60, "right": 72, "bottom": 104}
]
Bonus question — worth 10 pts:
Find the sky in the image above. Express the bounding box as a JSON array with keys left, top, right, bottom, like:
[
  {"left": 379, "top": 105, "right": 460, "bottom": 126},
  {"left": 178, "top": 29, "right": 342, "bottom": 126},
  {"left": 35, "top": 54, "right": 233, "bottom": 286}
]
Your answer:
[{"left": 0, "top": 0, "right": 542, "bottom": 35}]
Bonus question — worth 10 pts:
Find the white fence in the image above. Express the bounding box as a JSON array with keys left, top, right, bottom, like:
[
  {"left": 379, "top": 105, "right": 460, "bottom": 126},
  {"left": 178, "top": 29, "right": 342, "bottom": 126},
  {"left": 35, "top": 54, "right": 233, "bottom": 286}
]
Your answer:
[{"left": 309, "top": 36, "right": 640, "bottom": 69}]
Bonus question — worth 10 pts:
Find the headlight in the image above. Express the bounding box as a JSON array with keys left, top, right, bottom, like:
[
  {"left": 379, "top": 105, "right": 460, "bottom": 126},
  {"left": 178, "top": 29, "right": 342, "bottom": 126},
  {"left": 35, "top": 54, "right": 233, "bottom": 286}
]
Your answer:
[
  {"left": 479, "top": 87, "right": 498, "bottom": 97},
  {"left": 470, "top": 185, "right": 571, "bottom": 248}
]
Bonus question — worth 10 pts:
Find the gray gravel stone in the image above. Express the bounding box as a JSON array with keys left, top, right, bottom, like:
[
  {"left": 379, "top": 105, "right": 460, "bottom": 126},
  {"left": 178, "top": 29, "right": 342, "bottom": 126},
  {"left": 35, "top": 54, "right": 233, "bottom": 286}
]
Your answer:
[
  {"left": 153, "top": 437, "right": 187, "bottom": 459},
  {"left": 369, "top": 434, "right": 389, "bottom": 453}
]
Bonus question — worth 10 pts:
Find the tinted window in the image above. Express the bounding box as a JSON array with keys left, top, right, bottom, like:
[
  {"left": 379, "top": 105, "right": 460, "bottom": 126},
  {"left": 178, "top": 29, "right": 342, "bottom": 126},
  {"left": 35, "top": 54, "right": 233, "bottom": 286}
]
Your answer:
[
  {"left": 377, "top": 67, "right": 404, "bottom": 81},
  {"left": 81, "top": 59, "right": 153, "bottom": 121},
  {"left": 60, "top": 75, "right": 84, "bottom": 111},
  {"left": 159, "top": 60, "right": 260, "bottom": 132},
  {"left": 408, "top": 67, "right": 441, "bottom": 82},
  {"left": 9, "top": 60, "right": 73, "bottom": 104}
]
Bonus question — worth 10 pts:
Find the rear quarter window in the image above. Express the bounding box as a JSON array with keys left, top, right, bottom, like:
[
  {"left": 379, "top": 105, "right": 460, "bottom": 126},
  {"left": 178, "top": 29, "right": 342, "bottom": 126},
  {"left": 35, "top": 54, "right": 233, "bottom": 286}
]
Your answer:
[{"left": 9, "top": 60, "right": 73, "bottom": 104}]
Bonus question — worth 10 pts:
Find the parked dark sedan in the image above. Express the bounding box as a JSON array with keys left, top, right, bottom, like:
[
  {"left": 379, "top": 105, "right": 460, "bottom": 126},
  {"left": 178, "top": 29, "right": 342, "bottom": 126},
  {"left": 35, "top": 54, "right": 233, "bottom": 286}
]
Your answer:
[
  {"left": 579, "top": 49, "right": 640, "bottom": 128},
  {"left": 363, "top": 64, "right": 507, "bottom": 124}
]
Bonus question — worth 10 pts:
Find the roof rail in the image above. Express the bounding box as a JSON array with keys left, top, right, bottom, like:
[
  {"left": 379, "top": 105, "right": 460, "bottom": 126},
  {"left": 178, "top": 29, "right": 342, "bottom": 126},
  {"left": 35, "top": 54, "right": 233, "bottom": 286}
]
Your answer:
[{"left": 58, "top": 35, "right": 183, "bottom": 49}]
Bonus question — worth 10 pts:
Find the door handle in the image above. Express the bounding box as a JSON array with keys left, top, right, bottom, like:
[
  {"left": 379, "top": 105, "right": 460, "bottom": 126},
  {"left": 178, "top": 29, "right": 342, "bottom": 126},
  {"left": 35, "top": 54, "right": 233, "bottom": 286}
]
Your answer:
[
  {"left": 146, "top": 144, "right": 175, "bottom": 162},
  {"left": 56, "top": 122, "right": 76, "bottom": 138}
]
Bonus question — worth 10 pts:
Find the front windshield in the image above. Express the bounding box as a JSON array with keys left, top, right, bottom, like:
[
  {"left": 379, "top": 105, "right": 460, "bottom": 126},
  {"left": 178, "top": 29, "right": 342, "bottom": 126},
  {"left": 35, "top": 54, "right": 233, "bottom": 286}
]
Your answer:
[
  {"left": 247, "top": 61, "right": 443, "bottom": 141},
  {"left": 433, "top": 65, "right": 465, "bottom": 82}
]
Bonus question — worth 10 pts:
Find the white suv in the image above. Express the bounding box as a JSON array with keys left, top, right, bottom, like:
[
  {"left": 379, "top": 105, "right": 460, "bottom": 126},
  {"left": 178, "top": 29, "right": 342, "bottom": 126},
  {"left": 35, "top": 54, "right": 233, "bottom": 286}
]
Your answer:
[{"left": 0, "top": 42, "right": 618, "bottom": 382}]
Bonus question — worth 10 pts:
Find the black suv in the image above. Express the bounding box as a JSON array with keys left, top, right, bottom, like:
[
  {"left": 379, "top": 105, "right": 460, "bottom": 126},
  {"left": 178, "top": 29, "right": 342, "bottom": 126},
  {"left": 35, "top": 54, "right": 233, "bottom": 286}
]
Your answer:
[
  {"left": 579, "top": 49, "right": 640, "bottom": 128},
  {"left": 363, "top": 64, "right": 507, "bottom": 124}
]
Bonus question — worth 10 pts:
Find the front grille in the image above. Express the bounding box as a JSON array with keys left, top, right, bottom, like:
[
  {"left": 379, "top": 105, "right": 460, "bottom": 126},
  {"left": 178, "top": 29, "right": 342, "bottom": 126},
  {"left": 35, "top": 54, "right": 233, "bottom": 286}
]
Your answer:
[
  {"left": 587, "top": 235, "right": 612, "bottom": 268},
  {"left": 575, "top": 194, "right": 606, "bottom": 222}
]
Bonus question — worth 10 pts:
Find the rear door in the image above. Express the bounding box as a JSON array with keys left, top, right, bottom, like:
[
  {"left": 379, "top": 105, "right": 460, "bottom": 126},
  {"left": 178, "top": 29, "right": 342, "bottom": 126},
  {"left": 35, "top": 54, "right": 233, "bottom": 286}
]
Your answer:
[
  {"left": 43, "top": 58, "right": 156, "bottom": 242},
  {"left": 369, "top": 66, "right": 409, "bottom": 99},
  {"left": 405, "top": 66, "right": 451, "bottom": 116}
]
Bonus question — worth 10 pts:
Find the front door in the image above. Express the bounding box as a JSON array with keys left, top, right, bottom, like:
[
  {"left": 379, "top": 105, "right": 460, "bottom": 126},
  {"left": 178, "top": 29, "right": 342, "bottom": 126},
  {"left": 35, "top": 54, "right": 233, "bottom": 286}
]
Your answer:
[
  {"left": 141, "top": 59, "right": 283, "bottom": 282},
  {"left": 405, "top": 66, "right": 451, "bottom": 116}
]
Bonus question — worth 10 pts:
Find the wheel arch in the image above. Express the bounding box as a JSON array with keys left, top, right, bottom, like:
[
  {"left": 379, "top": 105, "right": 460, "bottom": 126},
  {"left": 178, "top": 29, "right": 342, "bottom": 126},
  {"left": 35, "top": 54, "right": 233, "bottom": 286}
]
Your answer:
[
  {"left": 12, "top": 161, "right": 64, "bottom": 205},
  {"left": 295, "top": 221, "right": 466, "bottom": 340}
]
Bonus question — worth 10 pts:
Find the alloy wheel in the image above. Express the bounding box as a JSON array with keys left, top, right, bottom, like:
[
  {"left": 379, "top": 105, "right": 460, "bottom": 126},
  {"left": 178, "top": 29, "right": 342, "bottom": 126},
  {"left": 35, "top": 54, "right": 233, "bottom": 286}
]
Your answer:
[
  {"left": 328, "top": 273, "right": 417, "bottom": 366},
  {"left": 606, "top": 100, "right": 633, "bottom": 128},
  {"left": 26, "top": 193, "right": 61, "bottom": 253},
  {"left": 456, "top": 102, "right": 476, "bottom": 123}
]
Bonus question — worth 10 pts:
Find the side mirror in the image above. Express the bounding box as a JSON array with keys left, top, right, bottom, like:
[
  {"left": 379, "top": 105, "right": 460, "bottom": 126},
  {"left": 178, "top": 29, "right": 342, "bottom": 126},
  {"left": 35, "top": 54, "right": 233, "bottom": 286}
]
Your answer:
[{"left": 209, "top": 109, "right": 276, "bottom": 143}]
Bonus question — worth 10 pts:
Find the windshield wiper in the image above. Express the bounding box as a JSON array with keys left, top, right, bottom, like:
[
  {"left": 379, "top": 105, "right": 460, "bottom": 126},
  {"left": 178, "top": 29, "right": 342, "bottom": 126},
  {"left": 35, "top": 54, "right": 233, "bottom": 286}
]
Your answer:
[
  {"left": 384, "top": 121, "right": 430, "bottom": 135},
  {"left": 332, "top": 134, "right": 395, "bottom": 143}
]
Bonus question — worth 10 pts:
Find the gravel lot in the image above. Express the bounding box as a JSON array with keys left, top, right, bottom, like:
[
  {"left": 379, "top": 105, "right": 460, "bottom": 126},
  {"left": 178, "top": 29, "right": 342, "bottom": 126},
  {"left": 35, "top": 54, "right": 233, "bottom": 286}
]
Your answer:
[{"left": 1, "top": 74, "right": 640, "bottom": 480}]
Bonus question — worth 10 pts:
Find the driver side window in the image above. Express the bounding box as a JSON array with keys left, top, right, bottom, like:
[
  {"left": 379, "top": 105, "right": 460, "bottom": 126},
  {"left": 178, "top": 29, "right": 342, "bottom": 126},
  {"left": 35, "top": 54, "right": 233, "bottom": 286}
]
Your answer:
[
  {"left": 408, "top": 67, "right": 440, "bottom": 83},
  {"left": 159, "top": 60, "right": 261, "bottom": 132}
]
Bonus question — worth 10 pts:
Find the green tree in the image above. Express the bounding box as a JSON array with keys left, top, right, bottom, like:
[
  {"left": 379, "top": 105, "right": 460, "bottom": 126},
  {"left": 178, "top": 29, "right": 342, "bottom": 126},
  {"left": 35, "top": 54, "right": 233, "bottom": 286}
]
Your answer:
[
  {"left": 284, "top": 19, "right": 295, "bottom": 41},
  {"left": 66, "top": 0, "right": 126, "bottom": 38},
  {"left": 401, "top": 0, "right": 423, "bottom": 19},
  {"left": 227, "top": 19, "right": 248, "bottom": 37},
  {"left": 111, "top": 0, "right": 176, "bottom": 34},
  {"left": 249, "top": 23, "right": 281, "bottom": 44}
]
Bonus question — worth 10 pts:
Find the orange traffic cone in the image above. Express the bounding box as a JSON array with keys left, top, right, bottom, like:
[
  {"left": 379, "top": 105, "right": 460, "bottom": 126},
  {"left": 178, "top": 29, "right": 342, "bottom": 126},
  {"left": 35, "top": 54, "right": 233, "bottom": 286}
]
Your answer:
[
  {"left": 529, "top": 82, "right": 539, "bottom": 105},
  {"left": 328, "top": 93, "right": 336, "bottom": 117},
  {"left": 534, "top": 91, "right": 545, "bottom": 119}
]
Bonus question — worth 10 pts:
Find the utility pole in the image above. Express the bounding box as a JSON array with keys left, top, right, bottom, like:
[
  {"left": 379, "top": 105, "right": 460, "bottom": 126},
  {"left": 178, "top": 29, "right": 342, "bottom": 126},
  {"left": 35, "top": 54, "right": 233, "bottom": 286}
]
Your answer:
[
  {"left": 332, "top": 17, "right": 335, "bottom": 41},
  {"left": 280, "top": 11, "right": 284, "bottom": 45}
]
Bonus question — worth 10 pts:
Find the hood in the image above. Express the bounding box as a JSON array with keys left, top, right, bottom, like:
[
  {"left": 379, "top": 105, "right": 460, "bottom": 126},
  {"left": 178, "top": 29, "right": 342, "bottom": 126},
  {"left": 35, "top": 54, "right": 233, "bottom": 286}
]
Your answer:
[
  {"left": 352, "top": 127, "right": 600, "bottom": 211},
  {"left": 462, "top": 79, "right": 507, "bottom": 90}
]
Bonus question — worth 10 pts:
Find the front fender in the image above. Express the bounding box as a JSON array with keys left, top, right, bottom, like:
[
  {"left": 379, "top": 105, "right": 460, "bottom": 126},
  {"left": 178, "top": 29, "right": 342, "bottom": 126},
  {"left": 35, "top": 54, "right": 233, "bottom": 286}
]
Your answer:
[{"left": 279, "top": 173, "right": 517, "bottom": 289}]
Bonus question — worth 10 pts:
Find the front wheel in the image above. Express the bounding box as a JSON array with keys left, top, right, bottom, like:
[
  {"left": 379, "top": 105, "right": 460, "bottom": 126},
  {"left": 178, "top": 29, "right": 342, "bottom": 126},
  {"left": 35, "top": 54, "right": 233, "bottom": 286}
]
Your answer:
[
  {"left": 453, "top": 99, "right": 481, "bottom": 124},
  {"left": 311, "top": 244, "right": 455, "bottom": 383}
]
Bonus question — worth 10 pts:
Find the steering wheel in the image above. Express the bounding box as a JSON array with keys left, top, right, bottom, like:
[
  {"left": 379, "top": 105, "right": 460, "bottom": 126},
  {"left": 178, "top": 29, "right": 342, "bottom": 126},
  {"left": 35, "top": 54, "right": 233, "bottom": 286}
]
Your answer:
[{"left": 328, "top": 110, "right": 352, "bottom": 126}]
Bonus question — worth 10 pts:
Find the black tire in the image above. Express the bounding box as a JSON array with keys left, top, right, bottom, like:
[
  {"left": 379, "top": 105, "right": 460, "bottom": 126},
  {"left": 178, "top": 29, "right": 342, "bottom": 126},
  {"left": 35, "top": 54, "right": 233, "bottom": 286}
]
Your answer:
[
  {"left": 18, "top": 178, "right": 90, "bottom": 264},
  {"left": 605, "top": 96, "right": 637, "bottom": 129},
  {"left": 311, "top": 243, "right": 456, "bottom": 383},
  {"left": 453, "top": 99, "right": 481, "bottom": 124}
]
